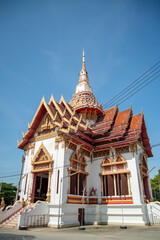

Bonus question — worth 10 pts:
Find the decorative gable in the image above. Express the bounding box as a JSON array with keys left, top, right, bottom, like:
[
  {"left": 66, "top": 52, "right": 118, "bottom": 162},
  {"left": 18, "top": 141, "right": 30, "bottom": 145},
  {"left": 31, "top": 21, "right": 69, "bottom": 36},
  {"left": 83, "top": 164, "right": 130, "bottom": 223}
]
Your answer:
[
  {"left": 36, "top": 113, "right": 55, "bottom": 134},
  {"left": 31, "top": 143, "right": 53, "bottom": 173}
]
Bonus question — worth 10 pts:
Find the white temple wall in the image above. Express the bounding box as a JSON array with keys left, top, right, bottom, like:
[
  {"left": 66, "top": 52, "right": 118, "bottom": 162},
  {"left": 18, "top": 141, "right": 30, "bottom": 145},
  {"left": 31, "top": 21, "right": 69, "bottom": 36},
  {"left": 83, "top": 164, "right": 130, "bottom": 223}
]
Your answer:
[
  {"left": 61, "top": 148, "right": 102, "bottom": 203},
  {"left": 52, "top": 142, "right": 65, "bottom": 205},
  {"left": 148, "top": 178, "right": 153, "bottom": 200},
  {"left": 20, "top": 149, "right": 33, "bottom": 201},
  {"left": 62, "top": 148, "right": 72, "bottom": 204},
  {"left": 127, "top": 151, "right": 142, "bottom": 205},
  {"left": 85, "top": 156, "right": 91, "bottom": 197},
  {"left": 59, "top": 203, "right": 147, "bottom": 227},
  {"left": 20, "top": 139, "right": 153, "bottom": 227},
  {"left": 20, "top": 137, "right": 57, "bottom": 202},
  {"left": 87, "top": 157, "right": 102, "bottom": 202},
  {"left": 137, "top": 145, "right": 145, "bottom": 203}
]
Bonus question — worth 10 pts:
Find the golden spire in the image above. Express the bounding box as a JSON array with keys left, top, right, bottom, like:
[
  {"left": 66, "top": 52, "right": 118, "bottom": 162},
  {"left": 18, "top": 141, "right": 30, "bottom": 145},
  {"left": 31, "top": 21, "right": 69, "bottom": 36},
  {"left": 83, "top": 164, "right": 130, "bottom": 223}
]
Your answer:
[
  {"left": 82, "top": 49, "right": 86, "bottom": 71},
  {"left": 79, "top": 49, "right": 89, "bottom": 84}
]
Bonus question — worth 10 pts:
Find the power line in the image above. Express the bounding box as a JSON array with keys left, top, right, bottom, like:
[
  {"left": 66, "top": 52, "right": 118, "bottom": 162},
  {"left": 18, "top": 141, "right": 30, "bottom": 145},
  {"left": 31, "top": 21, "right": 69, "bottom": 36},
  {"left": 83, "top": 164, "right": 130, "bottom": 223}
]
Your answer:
[
  {"left": 103, "top": 61, "right": 160, "bottom": 108},
  {"left": 102, "top": 61, "right": 160, "bottom": 109},
  {"left": 0, "top": 171, "right": 19, "bottom": 175},
  {"left": 118, "top": 73, "right": 160, "bottom": 106},
  {"left": 0, "top": 174, "right": 20, "bottom": 179}
]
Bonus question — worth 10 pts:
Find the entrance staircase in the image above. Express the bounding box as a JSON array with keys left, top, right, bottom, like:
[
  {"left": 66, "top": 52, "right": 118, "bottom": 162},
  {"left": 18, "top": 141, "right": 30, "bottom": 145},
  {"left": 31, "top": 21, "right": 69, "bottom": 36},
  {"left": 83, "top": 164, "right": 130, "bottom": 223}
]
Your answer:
[
  {"left": 0, "top": 210, "right": 20, "bottom": 229},
  {"left": 0, "top": 200, "right": 22, "bottom": 229},
  {"left": 147, "top": 201, "right": 160, "bottom": 225}
]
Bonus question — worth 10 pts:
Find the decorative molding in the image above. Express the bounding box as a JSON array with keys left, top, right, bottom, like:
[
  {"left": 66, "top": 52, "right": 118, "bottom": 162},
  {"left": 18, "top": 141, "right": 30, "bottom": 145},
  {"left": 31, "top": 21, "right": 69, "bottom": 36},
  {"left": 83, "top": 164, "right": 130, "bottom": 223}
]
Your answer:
[
  {"left": 24, "top": 142, "right": 35, "bottom": 151},
  {"left": 101, "top": 170, "right": 130, "bottom": 175},
  {"left": 115, "top": 146, "right": 129, "bottom": 155},
  {"left": 61, "top": 140, "right": 65, "bottom": 148},
  {"left": 24, "top": 143, "right": 35, "bottom": 156},
  {"left": 140, "top": 153, "right": 148, "bottom": 177},
  {"left": 101, "top": 196, "right": 133, "bottom": 204},
  {"left": 88, "top": 197, "right": 98, "bottom": 204},
  {"left": 55, "top": 142, "right": 59, "bottom": 150},
  {"left": 31, "top": 168, "right": 53, "bottom": 173},
  {"left": 68, "top": 142, "right": 78, "bottom": 152},
  {"left": 67, "top": 195, "right": 88, "bottom": 204},
  {"left": 36, "top": 113, "right": 55, "bottom": 133},
  {"left": 94, "top": 150, "right": 110, "bottom": 158},
  {"left": 31, "top": 143, "right": 53, "bottom": 173},
  {"left": 55, "top": 136, "right": 64, "bottom": 142},
  {"left": 25, "top": 150, "right": 29, "bottom": 156},
  {"left": 129, "top": 143, "right": 137, "bottom": 156},
  {"left": 30, "top": 131, "right": 57, "bottom": 143}
]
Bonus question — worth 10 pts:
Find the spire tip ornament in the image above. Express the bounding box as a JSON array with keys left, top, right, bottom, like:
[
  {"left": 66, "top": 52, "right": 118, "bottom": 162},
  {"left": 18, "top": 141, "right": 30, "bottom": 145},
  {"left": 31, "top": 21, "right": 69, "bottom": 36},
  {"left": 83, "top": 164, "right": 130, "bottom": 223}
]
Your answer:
[{"left": 69, "top": 50, "right": 104, "bottom": 121}]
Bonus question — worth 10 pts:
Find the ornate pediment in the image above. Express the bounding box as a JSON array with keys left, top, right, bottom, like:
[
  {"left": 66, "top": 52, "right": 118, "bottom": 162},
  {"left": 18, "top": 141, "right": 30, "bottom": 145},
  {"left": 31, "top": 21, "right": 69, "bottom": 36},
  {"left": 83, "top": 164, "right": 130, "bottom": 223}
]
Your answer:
[
  {"left": 36, "top": 113, "right": 55, "bottom": 134},
  {"left": 31, "top": 143, "right": 53, "bottom": 173}
]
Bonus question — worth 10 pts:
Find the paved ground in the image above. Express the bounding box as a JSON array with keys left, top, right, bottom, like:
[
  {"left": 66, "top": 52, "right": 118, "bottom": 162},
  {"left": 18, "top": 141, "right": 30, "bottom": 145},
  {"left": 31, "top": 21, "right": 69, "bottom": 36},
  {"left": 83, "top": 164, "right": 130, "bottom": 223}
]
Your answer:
[{"left": 0, "top": 225, "right": 160, "bottom": 240}]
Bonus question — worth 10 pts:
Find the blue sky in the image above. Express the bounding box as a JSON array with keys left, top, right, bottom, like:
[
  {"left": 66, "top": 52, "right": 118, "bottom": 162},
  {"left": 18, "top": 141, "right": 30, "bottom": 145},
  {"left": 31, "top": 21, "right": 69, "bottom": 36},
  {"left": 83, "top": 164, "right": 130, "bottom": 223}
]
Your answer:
[{"left": 0, "top": 0, "right": 160, "bottom": 185}]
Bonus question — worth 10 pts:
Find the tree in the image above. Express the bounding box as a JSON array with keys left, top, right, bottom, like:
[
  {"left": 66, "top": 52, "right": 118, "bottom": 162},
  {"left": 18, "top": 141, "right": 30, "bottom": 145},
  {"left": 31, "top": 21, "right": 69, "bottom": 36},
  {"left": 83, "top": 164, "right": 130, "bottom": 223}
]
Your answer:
[
  {"left": 150, "top": 170, "right": 160, "bottom": 201},
  {"left": 0, "top": 182, "right": 17, "bottom": 207}
]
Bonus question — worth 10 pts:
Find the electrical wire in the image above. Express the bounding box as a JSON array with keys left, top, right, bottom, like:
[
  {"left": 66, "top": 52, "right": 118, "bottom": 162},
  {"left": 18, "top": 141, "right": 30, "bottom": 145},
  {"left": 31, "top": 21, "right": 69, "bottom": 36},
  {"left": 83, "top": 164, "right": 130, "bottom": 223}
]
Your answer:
[
  {"left": 103, "top": 61, "right": 160, "bottom": 107},
  {"left": 102, "top": 61, "right": 160, "bottom": 109},
  {"left": 118, "top": 73, "right": 160, "bottom": 106}
]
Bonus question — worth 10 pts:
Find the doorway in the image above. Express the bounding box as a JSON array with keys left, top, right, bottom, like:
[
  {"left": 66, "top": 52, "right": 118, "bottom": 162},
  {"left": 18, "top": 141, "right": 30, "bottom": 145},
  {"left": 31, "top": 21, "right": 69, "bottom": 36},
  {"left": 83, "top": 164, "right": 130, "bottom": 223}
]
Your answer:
[
  {"left": 34, "top": 172, "right": 49, "bottom": 202},
  {"left": 78, "top": 208, "right": 85, "bottom": 226}
]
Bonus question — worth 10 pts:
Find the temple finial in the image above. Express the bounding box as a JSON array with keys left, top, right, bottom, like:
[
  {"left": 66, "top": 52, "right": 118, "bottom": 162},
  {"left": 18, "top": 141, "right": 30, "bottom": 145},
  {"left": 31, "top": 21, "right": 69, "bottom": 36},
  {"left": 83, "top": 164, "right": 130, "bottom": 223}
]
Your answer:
[
  {"left": 73, "top": 49, "right": 92, "bottom": 93},
  {"left": 83, "top": 49, "right": 85, "bottom": 61},
  {"left": 82, "top": 49, "right": 86, "bottom": 71}
]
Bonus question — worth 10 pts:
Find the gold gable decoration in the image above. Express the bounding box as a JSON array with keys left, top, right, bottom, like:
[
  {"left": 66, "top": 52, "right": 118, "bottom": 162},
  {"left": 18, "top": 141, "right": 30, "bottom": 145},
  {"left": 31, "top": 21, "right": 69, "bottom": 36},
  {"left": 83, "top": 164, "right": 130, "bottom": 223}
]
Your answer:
[
  {"left": 31, "top": 143, "right": 53, "bottom": 173},
  {"left": 36, "top": 113, "right": 55, "bottom": 134}
]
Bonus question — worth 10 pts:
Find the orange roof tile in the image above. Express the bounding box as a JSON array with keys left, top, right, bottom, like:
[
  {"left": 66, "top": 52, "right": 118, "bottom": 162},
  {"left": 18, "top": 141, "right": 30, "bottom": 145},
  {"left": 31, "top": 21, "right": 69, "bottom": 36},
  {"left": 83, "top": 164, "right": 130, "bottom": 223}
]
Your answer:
[
  {"left": 114, "top": 109, "right": 130, "bottom": 126},
  {"left": 104, "top": 106, "right": 117, "bottom": 121},
  {"left": 130, "top": 114, "right": 142, "bottom": 131},
  {"left": 95, "top": 106, "right": 117, "bottom": 124}
]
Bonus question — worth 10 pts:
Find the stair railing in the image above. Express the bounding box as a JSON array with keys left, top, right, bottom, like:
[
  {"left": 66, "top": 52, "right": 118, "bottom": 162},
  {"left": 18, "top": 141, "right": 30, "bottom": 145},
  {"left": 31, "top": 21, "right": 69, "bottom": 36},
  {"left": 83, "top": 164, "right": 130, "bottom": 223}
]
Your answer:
[{"left": 0, "top": 201, "right": 22, "bottom": 224}]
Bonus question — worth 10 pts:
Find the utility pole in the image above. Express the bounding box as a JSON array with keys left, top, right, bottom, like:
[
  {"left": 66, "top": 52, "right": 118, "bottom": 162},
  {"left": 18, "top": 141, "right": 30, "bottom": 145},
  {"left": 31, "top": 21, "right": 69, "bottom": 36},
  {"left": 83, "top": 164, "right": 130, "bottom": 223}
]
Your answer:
[{"left": 15, "top": 155, "right": 25, "bottom": 202}]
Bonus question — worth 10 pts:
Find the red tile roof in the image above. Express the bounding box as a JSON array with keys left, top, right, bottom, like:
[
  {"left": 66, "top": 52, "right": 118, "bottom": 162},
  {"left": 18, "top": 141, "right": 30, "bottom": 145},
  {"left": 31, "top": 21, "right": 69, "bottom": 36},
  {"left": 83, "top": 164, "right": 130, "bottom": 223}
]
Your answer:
[
  {"left": 114, "top": 109, "right": 130, "bottom": 126},
  {"left": 18, "top": 96, "right": 153, "bottom": 157},
  {"left": 130, "top": 114, "right": 142, "bottom": 131}
]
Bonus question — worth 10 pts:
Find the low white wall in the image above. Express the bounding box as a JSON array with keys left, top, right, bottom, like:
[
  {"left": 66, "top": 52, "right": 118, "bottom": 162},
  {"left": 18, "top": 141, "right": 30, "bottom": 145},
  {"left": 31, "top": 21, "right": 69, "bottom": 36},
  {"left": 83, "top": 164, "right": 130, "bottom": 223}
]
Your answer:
[
  {"left": 0, "top": 201, "right": 22, "bottom": 224},
  {"left": 48, "top": 203, "right": 149, "bottom": 227},
  {"left": 18, "top": 201, "right": 49, "bottom": 227},
  {"left": 147, "top": 202, "right": 160, "bottom": 225}
]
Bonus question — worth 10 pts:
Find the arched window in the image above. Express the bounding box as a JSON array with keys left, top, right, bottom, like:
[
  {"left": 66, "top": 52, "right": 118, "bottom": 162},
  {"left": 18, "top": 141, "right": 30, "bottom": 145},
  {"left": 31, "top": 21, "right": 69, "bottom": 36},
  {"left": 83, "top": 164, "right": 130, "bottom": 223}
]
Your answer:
[
  {"left": 101, "top": 158, "right": 114, "bottom": 196},
  {"left": 69, "top": 152, "right": 88, "bottom": 196},
  {"left": 114, "top": 156, "right": 128, "bottom": 196},
  {"left": 101, "top": 155, "right": 130, "bottom": 197}
]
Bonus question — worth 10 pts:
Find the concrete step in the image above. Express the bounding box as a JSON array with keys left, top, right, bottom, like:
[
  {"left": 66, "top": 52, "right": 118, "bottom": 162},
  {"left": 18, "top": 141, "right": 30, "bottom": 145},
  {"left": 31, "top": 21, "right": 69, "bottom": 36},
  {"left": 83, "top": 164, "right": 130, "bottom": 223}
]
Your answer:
[{"left": 0, "top": 211, "right": 20, "bottom": 229}]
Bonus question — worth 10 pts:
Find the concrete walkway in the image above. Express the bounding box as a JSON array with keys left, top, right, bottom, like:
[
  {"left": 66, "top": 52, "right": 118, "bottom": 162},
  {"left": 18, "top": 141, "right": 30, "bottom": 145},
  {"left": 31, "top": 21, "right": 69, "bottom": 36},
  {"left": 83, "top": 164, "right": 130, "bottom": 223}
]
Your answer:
[{"left": 0, "top": 225, "right": 160, "bottom": 240}]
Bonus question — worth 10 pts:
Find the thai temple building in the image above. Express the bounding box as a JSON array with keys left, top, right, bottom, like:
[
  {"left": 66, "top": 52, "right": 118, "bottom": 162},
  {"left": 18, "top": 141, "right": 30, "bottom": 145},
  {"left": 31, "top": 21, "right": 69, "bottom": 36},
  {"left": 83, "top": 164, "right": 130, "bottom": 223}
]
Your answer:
[{"left": 1, "top": 50, "right": 158, "bottom": 229}]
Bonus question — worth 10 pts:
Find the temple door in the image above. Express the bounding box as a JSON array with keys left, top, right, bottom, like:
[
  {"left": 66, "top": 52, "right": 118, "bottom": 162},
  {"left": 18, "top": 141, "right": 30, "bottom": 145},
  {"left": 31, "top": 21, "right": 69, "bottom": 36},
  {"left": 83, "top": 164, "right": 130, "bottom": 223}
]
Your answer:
[{"left": 78, "top": 208, "right": 85, "bottom": 226}]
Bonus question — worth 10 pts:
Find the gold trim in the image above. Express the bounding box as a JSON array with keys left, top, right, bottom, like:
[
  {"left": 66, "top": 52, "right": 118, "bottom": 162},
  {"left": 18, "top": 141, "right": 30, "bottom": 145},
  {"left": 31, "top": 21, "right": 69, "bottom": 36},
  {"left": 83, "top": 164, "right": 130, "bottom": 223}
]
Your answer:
[
  {"left": 101, "top": 170, "right": 130, "bottom": 175},
  {"left": 31, "top": 168, "right": 53, "bottom": 173},
  {"left": 33, "top": 160, "right": 53, "bottom": 165},
  {"left": 24, "top": 142, "right": 35, "bottom": 151},
  {"left": 31, "top": 143, "right": 53, "bottom": 174},
  {"left": 30, "top": 131, "right": 57, "bottom": 142},
  {"left": 68, "top": 167, "right": 89, "bottom": 176}
]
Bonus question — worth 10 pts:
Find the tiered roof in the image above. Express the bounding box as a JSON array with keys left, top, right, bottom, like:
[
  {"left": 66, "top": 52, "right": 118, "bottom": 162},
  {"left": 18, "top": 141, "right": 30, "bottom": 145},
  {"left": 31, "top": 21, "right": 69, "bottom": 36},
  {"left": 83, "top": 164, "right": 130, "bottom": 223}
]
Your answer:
[
  {"left": 18, "top": 50, "right": 152, "bottom": 158},
  {"left": 18, "top": 95, "right": 152, "bottom": 157}
]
